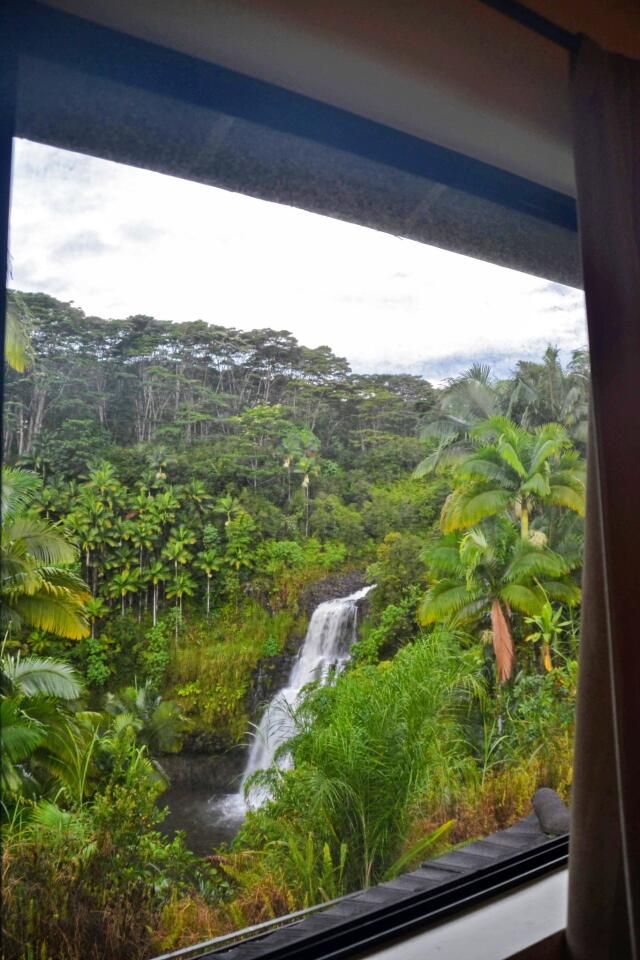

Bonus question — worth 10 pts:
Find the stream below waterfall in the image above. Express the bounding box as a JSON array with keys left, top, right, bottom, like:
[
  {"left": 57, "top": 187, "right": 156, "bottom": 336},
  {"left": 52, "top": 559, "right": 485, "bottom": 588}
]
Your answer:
[{"left": 160, "top": 586, "right": 372, "bottom": 854}]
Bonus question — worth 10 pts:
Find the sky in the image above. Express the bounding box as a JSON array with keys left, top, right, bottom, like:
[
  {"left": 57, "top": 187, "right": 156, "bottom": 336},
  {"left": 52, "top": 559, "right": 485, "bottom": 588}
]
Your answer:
[{"left": 9, "top": 138, "right": 587, "bottom": 382}]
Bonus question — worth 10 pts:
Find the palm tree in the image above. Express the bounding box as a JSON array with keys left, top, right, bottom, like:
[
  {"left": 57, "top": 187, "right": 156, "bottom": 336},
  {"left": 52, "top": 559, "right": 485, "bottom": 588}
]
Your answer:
[
  {"left": 150, "top": 488, "right": 180, "bottom": 528},
  {"left": 84, "top": 596, "right": 108, "bottom": 639},
  {"left": 104, "top": 681, "right": 186, "bottom": 754},
  {"left": 1, "top": 468, "right": 90, "bottom": 639},
  {"left": 106, "top": 567, "right": 141, "bottom": 616},
  {"left": 85, "top": 461, "right": 122, "bottom": 504},
  {"left": 194, "top": 548, "right": 222, "bottom": 618},
  {"left": 295, "top": 454, "right": 320, "bottom": 537},
  {"left": 183, "top": 478, "right": 211, "bottom": 514},
  {"left": 146, "top": 559, "right": 167, "bottom": 627},
  {"left": 415, "top": 364, "right": 498, "bottom": 477},
  {"left": 130, "top": 518, "right": 157, "bottom": 573},
  {"left": 506, "top": 346, "right": 589, "bottom": 443},
  {"left": 441, "top": 417, "right": 585, "bottom": 541},
  {"left": 66, "top": 487, "right": 115, "bottom": 595},
  {"left": 215, "top": 494, "right": 241, "bottom": 525},
  {"left": 418, "top": 521, "right": 580, "bottom": 681},
  {"left": 165, "top": 571, "right": 196, "bottom": 638},
  {"left": 1, "top": 651, "right": 83, "bottom": 798}
]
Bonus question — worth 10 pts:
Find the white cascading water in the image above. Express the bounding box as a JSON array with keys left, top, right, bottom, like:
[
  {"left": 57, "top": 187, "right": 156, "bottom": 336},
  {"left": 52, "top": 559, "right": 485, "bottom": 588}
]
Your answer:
[{"left": 217, "top": 585, "right": 372, "bottom": 820}]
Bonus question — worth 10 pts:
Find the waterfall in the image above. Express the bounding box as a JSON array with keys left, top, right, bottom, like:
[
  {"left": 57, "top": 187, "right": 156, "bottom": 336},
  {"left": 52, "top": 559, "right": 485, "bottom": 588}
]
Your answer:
[{"left": 217, "top": 585, "right": 372, "bottom": 819}]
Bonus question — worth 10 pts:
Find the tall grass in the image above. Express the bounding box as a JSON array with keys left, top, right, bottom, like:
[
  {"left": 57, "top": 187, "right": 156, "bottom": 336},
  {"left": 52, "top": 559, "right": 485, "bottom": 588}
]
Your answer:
[{"left": 239, "top": 629, "right": 484, "bottom": 889}]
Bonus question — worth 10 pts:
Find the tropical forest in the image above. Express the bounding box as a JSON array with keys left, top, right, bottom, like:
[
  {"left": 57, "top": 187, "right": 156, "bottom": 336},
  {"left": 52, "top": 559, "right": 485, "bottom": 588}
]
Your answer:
[{"left": 1, "top": 289, "right": 587, "bottom": 959}]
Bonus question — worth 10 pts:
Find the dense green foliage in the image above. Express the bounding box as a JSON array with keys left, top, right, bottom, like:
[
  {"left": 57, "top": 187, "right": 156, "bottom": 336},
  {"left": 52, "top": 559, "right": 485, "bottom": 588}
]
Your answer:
[
  {"left": 2, "top": 291, "right": 587, "bottom": 959},
  {"left": 1, "top": 467, "right": 90, "bottom": 640}
]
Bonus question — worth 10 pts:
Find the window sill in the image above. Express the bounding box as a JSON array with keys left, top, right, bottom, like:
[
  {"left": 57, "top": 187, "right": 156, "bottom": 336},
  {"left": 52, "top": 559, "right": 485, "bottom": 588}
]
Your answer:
[{"left": 358, "top": 868, "right": 567, "bottom": 960}]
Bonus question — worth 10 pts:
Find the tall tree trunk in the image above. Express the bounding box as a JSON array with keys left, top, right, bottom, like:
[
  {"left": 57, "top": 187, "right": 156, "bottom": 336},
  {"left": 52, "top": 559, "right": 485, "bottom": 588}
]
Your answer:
[{"left": 491, "top": 599, "right": 515, "bottom": 682}]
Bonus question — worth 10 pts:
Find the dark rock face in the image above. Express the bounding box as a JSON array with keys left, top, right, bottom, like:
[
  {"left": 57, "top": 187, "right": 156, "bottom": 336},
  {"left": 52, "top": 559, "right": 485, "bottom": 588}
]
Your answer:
[
  {"left": 247, "top": 644, "right": 299, "bottom": 717},
  {"left": 298, "top": 570, "right": 369, "bottom": 615},
  {"left": 159, "top": 748, "right": 246, "bottom": 790},
  {"left": 183, "top": 727, "right": 244, "bottom": 755}
]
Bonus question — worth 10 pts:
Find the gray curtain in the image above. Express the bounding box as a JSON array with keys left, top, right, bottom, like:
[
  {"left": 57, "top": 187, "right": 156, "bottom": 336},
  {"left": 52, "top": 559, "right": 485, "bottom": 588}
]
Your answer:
[{"left": 567, "top": 38, "right": 640, "bottom": 960}]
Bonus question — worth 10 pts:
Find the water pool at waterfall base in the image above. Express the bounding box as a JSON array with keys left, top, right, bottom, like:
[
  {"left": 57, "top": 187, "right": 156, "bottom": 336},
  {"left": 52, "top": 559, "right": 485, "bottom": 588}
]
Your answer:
[
  {"left": 159, "top": 785, "right": 247, "bottom": 854},
  {"left": 159, "top": 586, "right": 373, "bottom": 854}
]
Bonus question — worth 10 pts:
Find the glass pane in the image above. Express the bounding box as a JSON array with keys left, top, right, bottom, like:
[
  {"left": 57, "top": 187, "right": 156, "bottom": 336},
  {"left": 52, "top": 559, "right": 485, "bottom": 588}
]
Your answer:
[{"left": 3, "top": 137, "right": 586, "bottom": 960}]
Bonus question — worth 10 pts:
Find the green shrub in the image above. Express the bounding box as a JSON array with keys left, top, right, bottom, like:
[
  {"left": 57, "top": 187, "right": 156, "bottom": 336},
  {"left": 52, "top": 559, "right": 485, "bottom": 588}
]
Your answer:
[
  {"left": 366, "top": 531, "right": 426, "bottom": 612},
  {"left": 362, "top": 477, "right": 447, "bottom": 540},
  {"left": 2, "top": 737, "right": 225, "bottom": 960},
  {"left": 83, "top": 635, "right": 112, "bottom": 688},
  {"left": 142, "top": 621, "right": 172, "bottom": 693},
  {"left": 260, "top": 635, "right": 280, "bottom": 658},
  {"left": 309, "top": 494, "right": 365, "bottom": 547},
  {"left": 352, "top": 585, "right": 422, "bottom": 664}
]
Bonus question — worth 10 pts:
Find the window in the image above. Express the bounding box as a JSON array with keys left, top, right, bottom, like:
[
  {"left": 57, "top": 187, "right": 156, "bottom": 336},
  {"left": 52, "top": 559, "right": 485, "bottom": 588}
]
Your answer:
[{"left": 1, "top": 5, "right": 583, "bottom": 960}]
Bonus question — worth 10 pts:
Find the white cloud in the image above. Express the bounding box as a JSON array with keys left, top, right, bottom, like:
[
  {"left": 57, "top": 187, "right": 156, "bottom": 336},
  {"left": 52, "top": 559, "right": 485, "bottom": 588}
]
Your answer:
[{"left": 9, "top": 139, "right": 587, "bottom": 380}]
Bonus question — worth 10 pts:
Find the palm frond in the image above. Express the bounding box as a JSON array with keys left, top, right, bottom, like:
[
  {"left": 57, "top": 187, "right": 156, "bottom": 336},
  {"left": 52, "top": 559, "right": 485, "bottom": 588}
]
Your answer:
[
  {"left": 4, "top": 293, "right": 34, "bottom": 373},
  {"left": 1, "top": 467, "right": 41, "bottom": 520},
  {"left": 4, "top": 516, "right": 78, "bottom": 566},
  {"left": 0, "top": 698, "right": 44, "bottom": 761},
  {"left": 547, "top": 484, "right": 585, "bottom": 515},
  {"left": 504, "top": 547, "right": 569, "bottom": 582},
  {"left": 498, "top": 583, "right": 545, "bottom": 616},
  {"left": 496, "top": 439, "right": 527, "bottom": 478},
  {"left": 538, "top": 580, "right": 581, "bottom": 606},
  {"left": 7, "top": 593, "right": 90, "bottom": 639},
  {"left": 456, "top": 454, "right": 509, "bottom": 484},
  {"left": 521, "top": 472, "right": 550, "bottom": 496},
  {"left": 3, "top": 655, "right": 84, "bottom": 699},
  {"left": 471, "top": 415, "right": 520, "bottom": 444},
  {"left": 490, "top": 599, "right": 515, "bottom": 682},
  {"left": 421, "top": 538, "right": 460, "bottom": 576},
  {"left": 414, "top": 437, "right": 472, "bottom": 477},
  {"left": 529, "top": 436, "right": 565, "bottom": 475},
  {"left": 419, "top": 418, "right": 467, "bottom": 440},
  {"left": 442, "top": 487, "right": 511, "bottom": 533},
  {"left": 418, "top": 583, "right": 485, "bottom": 625}
]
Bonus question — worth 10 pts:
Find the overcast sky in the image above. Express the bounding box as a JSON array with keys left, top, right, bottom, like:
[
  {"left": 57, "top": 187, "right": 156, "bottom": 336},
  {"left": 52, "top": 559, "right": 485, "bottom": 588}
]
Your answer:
[{"left": 9, "top": 138, "right": 586, "bottom": 382}]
